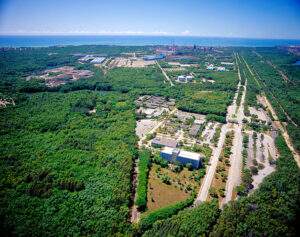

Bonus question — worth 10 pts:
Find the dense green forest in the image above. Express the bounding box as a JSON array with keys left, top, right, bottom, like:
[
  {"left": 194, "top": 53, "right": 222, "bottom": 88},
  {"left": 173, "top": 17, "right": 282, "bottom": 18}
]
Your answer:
[
  {"left": 0, "top": 91, "right": 138, "bottom": 235},
  {"left": 143, "top": 199, "right": 220, "bottom": 237}
]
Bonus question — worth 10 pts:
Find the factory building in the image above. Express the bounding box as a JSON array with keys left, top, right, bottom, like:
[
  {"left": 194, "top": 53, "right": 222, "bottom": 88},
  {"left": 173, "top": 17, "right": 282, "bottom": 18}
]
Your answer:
[
  {"left": 178, "top": 75, "right": 186, "bottom": 82},
  {"left": 160, "top": 147, "right": 202, "bottom": 169},
  {"left": 186, "top": 75, "right": 194, "bottom": 82}
]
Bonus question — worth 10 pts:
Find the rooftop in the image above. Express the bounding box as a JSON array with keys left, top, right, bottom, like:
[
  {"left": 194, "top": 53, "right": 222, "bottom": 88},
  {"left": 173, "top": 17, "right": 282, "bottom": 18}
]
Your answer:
[
  {"left": 161, "top": 146, "right": 174, "bottom": 155},
  {"left": 179, "top": 150, "right": 201, "bottom": 161},
  {"left": 189, "top": 124, "right": 201, "bottom": 136}
]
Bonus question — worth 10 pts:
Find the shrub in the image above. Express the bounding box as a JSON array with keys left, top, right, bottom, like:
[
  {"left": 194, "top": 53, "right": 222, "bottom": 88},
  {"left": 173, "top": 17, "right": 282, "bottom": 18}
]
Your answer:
[
  {"left": 135, "top": 151, "right": 152, "bottom": 211},
  {"left": 162, "top": 174, "right": 171, "bottom": 184},
  {"left": 258, "top": 163, "right": 265, "bottom": 170},
  {"left": 250, "top": 166, "right": 258, "bottom": 175},
  {"left": 186, "top": 163, "right": 193, "bottom": 171},
  {"left": 236, "top": 185, "right": 246, "bottom": 195},
  {"left": 209, "top": 187, "right": 218, "bottom": 197}
]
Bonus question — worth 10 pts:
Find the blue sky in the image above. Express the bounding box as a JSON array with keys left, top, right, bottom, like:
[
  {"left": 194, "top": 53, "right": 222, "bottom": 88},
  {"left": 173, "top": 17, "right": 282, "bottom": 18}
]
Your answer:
[{"left": 0, "top": 0, "right": 299, "bottom": 39}]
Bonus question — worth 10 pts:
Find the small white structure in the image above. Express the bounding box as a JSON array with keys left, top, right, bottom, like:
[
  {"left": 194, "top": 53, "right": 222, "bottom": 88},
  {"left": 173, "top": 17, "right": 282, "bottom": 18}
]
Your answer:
[
  {"left": 207, "top": 64, "right": 214, "bottom": 70},
  {"left": 186, "top": 75, "right": 194, "bottom": 82},
  {"left": 180, "top": 64, "right": 191, "bottom": 68},
  {"left": 160, "top": 147, "right": 202, "bottom": 169},
  {"left": 168, "top": 62, "right": 181, "bottom": 66},
  {"left": 178, "top": 75, "right": 186, "bottom": 82},
  {"left": 221, "top": 62, "right": 234, "bottom": 65},
  {"left": 91, "top": 57, "right": 106, "bottom": 64},
  {"left": 217, "top": 67, "right": 226, "bottom": 72},
  {"left": 194, "top": 119, "right": 205, "bottom": 125}
]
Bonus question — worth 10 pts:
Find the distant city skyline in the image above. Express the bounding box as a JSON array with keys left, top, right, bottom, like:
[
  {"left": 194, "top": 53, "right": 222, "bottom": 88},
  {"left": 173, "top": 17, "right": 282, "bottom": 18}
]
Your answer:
[{"left": 0, "top": 0, "right": 300, "bottom": 39}]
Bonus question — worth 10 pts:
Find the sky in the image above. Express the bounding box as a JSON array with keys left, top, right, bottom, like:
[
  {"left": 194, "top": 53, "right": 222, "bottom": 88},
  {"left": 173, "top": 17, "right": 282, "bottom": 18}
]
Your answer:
[{"left": 0, "top": 0, "right": 300, "bottom": 39}]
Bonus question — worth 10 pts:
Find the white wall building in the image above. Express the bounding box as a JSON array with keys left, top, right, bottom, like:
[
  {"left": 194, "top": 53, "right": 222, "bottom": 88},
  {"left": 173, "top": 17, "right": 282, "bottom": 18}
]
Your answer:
[
  {"left": 178, "top": 75, "right": 186, "bottom": 82},
  {"left": 186, "top": 75, "right": 194, "bottom": 82},
  {"left": 160, "top": 147, "right": 202, "bottom": 169}
]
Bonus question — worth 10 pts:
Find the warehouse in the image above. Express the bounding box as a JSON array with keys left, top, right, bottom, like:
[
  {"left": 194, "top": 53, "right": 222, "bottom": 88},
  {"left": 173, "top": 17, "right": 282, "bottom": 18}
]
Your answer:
[{"left": 160, "top": 147, "right": 202, "bottom": 169}]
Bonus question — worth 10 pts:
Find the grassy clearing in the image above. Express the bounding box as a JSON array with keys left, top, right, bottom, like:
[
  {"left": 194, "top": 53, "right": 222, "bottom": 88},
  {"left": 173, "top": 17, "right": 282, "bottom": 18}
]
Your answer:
[{"left": 144, "top": 163, "right": 201, "bottom": 215}]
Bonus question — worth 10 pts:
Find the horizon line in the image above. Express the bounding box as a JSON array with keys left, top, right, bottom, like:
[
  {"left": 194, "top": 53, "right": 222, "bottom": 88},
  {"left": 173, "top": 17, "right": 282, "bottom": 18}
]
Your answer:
[{"left": 1, "top": 34, "right": 300, "bottom": 41}]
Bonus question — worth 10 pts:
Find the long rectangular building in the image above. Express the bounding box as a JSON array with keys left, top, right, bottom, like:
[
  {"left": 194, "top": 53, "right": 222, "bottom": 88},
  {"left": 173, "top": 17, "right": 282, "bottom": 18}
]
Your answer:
[{"left": 160, "top": 147, "right": 202, "bottom": 169}]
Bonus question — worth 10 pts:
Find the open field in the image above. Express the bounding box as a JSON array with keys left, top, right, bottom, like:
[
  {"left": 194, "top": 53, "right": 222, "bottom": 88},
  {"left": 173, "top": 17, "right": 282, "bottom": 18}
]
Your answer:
[{"left": 144, "top": 164, "right": 200, "bottom": 214}]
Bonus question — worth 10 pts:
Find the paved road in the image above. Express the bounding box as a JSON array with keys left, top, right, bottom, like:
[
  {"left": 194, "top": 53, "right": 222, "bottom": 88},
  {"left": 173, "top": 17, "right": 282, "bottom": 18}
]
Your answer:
[
  {"left": 195, "top": 52, "right": 244, "bottom": 205},
  {"left": 222, "top": 56, "right": 246, "bottom": 205},
  {"left": 222, "top": 125, "right": 243, "bottom": 205},
  {"left": 156, "top": 60, "right": 174, "bottom": 86},
  {"left": 195, "top": 123, "right": 229, "bottom": 204}
]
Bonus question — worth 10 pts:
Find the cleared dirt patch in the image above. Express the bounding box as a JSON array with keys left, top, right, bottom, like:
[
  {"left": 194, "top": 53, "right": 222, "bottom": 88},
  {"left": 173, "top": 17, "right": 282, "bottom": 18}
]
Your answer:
[
  {"left": 144, "top": 164, "right": 200, "bottom": 215},
  {"left": 197, "top": 90, "right": 213, "bottom": 94}
]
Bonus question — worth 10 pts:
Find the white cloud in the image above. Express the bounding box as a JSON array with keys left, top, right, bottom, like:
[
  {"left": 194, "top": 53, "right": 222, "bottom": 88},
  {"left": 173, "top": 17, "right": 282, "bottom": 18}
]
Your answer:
[{"left": 181, "top": 30, "right": 191, "bottom": 35}]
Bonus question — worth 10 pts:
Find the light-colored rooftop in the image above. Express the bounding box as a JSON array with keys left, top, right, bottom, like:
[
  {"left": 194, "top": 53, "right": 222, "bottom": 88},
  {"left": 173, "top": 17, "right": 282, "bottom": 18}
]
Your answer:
[
  {"left": 179, "top": 150, "right": 201, "bottom": 161},
  {"left": 161, "top": 146, "right": 174, "bottom": 155}
]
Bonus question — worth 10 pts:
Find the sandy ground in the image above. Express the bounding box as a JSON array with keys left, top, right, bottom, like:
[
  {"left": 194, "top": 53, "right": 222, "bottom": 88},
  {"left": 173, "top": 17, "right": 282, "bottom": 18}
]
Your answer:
[
  {"left": 128, "top": 58, "right": 155, "bottom": 67},
  {"left": 249, "top": 107, "right": 270, "bottom": 122}
]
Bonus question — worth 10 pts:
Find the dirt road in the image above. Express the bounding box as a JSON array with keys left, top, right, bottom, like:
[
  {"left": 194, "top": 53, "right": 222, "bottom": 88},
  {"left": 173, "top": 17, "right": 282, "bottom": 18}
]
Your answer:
[
  {"left": 130, "top": 158, "right": 141, "bottom": 223},
  {"left": 242, "top": 55, "right": 300, "bottom": 167},
  {"left": 156, "top": 60, "right": 174, "bottom": 87}
]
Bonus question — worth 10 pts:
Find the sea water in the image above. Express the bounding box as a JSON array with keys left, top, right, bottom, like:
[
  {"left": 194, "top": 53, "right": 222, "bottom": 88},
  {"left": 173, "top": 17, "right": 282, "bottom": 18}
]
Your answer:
[{"left": 1, "top": 35, "right": 300, "bottom": 47}]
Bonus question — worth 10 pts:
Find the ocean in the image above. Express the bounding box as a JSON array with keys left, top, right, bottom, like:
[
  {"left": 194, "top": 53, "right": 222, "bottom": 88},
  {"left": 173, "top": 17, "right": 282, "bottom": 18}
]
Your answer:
[{"left": 0, "top": 35, "right": 300, "bottom": 47}]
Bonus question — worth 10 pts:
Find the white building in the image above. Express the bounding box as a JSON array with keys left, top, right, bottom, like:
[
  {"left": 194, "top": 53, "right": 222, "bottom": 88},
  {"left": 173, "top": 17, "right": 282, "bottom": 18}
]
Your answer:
[
  {"left": 178, "top": 75, "right": 186, "bottom": 82},
  {"left": 221, "top": 62, "right": 234, "bottom": 65},
  {"left": 207, "top": 64, "right": 214, "bottom": 70},
  {"left": 160, "top": 147, "right": 202, "bottom": 169},
  {"left": 168, "top": 62, "right": 181, "bottom": 66},
  {"left": 217, "top": 67, "right": 226, "bottom": 72},
  {"left": 91, "top": 57, "right": 106, "bottom": 64},
  {"left": 186, "top": 75, "right": 194, "bottom": 82},
  {"left": 180, "top": 64, "right": 191, "bottom": 68}
]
